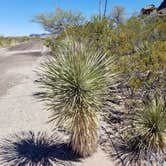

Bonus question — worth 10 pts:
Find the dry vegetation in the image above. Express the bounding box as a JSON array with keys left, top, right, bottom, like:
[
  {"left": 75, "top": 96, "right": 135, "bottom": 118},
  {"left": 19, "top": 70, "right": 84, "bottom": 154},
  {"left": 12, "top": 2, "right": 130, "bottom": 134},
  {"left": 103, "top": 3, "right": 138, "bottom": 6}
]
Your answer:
[{"left": 40, "top": 8, "right": 166, "bottom": 165}]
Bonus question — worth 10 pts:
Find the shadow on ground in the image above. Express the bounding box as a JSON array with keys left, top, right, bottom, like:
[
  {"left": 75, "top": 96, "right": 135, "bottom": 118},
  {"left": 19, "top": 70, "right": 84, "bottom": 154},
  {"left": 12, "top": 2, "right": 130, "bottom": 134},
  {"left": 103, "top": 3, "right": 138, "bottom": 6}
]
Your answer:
[{"left": 0, "top": 131, "right": 80, "bottom": 166}]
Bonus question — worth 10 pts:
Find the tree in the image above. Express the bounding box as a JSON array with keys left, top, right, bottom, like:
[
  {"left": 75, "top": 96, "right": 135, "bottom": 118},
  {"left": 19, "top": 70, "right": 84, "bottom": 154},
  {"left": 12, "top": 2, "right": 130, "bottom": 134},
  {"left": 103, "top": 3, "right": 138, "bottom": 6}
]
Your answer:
[
  {"left": 110, "top": 6, "right": 125, "bottom": 24},
  {"left": 33, "top": 8, "right": 85, "bottom": 33}
]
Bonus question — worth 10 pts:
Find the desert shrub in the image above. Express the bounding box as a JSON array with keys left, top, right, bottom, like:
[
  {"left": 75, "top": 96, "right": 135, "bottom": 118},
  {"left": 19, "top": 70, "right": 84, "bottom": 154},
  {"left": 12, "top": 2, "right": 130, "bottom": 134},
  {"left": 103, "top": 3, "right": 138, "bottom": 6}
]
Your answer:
[
  {"left": 39, "top": 38, "right": 117, "bottom": 157},
  {"left": 0, "top": 37, "right": 13, "bottom": 47},
  {"left": 121, "top": 41, "right": 166, "bottom": 96},
  {"left": 136, "top": 97, "right": 166, "bottom": 151},
  {"left": 46, "top": 15, "right": 165, "bottom": 98},
  {"left": 0, "top": 36, "right": 34, "bottom": 48},
  {"left": 114, "top": 97, "right": 166, "bottom": 165}
]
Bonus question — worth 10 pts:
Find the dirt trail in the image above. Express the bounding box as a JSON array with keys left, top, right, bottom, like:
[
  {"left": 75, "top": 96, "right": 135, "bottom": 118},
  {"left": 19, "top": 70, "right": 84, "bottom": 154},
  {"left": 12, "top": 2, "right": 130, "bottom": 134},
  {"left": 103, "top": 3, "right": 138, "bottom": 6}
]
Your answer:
[
  {"left": 0, "top": 41, "right": 49, "bottom": 134},
  {"left": 0, "top": 41, "right": 114, "bottom": 166},
  {"left": 0, "top": 53, "right": 40, "bottom": 96}
]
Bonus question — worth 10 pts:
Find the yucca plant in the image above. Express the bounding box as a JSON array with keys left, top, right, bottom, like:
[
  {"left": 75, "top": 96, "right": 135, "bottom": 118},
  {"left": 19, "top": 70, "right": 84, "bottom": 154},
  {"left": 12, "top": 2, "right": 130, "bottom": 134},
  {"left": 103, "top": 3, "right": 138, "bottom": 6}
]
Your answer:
[
  {"left": 39, "top": 38, "right": 117, "bottom": 157},
  {"left": 112, "top": 97, "right": 166, "bottom": 165},
  {"left": 136, "top": 97, "right": 166, "bottom": 152}
]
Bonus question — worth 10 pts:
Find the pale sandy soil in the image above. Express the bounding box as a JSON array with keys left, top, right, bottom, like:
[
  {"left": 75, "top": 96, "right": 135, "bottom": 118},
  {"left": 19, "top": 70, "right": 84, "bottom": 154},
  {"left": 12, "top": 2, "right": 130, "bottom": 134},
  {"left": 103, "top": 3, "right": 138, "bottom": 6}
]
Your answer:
[{"left": 0, "top": 42, "right": 115, "bottom": 166}]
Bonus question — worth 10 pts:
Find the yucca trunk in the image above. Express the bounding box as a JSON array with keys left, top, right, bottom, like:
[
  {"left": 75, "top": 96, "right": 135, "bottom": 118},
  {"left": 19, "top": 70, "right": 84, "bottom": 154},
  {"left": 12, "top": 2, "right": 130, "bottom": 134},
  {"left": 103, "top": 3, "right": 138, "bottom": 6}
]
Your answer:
[{"left": 70, "top": 109, "right": 98, "bottom": 157}]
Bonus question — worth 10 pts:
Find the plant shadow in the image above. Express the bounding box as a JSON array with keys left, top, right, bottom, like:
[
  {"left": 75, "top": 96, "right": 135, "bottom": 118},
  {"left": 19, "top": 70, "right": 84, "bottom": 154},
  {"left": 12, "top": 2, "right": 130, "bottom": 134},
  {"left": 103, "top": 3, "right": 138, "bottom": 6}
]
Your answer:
[{"left": 0, "top": 131, "right": 80, "bottom": 166}]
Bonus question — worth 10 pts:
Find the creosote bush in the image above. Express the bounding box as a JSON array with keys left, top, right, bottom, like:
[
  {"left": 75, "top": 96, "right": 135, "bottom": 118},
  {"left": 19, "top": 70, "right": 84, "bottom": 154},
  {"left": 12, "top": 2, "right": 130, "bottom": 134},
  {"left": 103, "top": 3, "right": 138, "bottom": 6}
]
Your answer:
[{"left": 39, "top": 38, "right": 117, "bottom": 157}]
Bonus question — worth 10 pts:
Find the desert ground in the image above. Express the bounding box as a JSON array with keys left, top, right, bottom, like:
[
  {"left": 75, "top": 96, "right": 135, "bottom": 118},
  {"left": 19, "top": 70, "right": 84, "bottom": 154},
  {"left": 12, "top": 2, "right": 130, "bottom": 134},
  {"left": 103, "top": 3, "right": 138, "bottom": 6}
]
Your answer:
[{"left": 0, "top": 41, "right": 114, "bottom": 166}]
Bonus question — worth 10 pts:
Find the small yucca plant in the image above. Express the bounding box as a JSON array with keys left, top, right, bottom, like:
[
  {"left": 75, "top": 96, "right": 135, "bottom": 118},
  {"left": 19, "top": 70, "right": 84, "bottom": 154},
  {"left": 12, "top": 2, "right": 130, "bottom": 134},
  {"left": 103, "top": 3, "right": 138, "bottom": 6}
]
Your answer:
[
  {"left": 136, "top": 97, "right": 166, "bottom": 152},
  {"left": 39, "top": 38, "right": 117, "bottom": 157}
]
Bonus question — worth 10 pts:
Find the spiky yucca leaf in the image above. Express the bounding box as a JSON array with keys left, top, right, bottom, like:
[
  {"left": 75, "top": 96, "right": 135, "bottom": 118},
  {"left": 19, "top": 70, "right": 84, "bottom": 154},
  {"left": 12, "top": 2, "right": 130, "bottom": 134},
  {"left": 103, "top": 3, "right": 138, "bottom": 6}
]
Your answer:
[
  {"left": 39, "top": 38, "right": 117, "bottom": 157},
  {"left": 136, "top": 98, "right": 166, "bottom": 152}
]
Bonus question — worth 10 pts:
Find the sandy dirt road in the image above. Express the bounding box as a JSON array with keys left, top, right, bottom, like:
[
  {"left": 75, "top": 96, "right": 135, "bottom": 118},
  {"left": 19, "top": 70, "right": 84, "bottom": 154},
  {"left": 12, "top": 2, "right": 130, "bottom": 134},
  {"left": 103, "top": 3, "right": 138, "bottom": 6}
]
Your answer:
[
  {"left": 0, "top": 41, "right": 51, "bottom": 136},
  {"left": 0, "top": 41, "right": 114, "bottom": 166}
]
